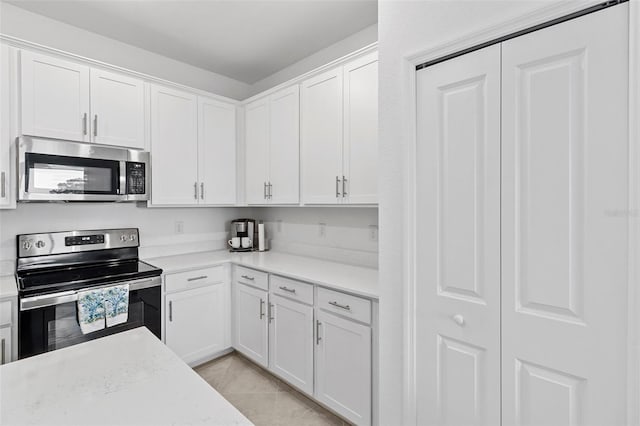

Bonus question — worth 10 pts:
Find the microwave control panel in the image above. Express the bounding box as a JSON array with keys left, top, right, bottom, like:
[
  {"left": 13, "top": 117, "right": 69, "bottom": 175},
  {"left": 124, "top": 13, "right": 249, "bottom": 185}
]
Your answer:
[{"left": 126, "top": 162, "right": 146, "bottom": 195}]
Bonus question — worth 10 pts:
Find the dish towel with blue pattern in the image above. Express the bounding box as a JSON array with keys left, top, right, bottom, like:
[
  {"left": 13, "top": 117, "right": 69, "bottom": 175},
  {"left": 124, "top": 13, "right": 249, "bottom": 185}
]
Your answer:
[
  {"left": 77, "top": 288, "right": 106, "bottom": 334},
  {"left": 104, "top": 284, "right": 130, "bottom": 327}
]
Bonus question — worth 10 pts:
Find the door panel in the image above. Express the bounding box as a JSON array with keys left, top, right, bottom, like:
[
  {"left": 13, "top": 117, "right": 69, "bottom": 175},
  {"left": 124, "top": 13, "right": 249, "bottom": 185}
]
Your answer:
[
  {"left": 149, "top": 85, "right": 198, "bottom": 205},
  {"left": 234, "top": 283, "right": 268, "bottom": 368},
  {"left": 415, "top": 44, "right": 501, "bottom": 426},
  {"left": 198, "top": 97, "right": 237, "bottom": 205},
  {"left": 269, "top": 85, "right": 300, "bottom": 204},
  {"left": 268, "top": 294, "right": 313, "bottom": 395},
  {"left": 501, "top": 5, "right": 629, "bottom": 425},
  {"left": 343, "top": 52, "right": 378, "bottom": 204},
  {"left": 90, "top": 69, "right": 144, "bottom": 148},
  {"left": 301, "top": 67, "right": 343, "bottom": 204},
  {"left": 20, "top": 50, "right": 90, "bottom": 142},
  {"left": 245, "top": 98, "right": 270, "bottom": 204}
]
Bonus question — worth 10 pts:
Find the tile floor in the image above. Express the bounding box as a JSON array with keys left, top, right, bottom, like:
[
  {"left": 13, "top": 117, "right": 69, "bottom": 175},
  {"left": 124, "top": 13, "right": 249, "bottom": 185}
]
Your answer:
[{"left": 194, "top": 351, "right": 351, "bottom": 426}]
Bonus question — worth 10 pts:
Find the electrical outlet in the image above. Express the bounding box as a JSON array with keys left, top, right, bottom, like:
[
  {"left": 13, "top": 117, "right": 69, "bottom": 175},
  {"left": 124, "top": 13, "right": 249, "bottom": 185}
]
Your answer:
[
  {"left": 369, "top": 225, "right": 378, "bottom": 242},
  {"left": 277, "top": 220, "right": 283, "bottom": 233},
  {"left": 319, "top": 223, "right": 326, "bottom": 238},
  {"left": 175, "top": 221, "right": 184, "bottom": 234}
]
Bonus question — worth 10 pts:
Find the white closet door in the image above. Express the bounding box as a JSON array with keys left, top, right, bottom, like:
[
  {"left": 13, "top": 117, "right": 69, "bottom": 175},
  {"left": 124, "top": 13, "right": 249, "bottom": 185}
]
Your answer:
[
  {"left": 501, "top": 5, "right": 629, "bottom": 426},
  {"left": 269, "top": 85, "right": 300, "bottom": 204},
  {"left": 245, "top": 98, "right": 270, "bottom": 204},
  {"left": 149, "top": 84, "right": 198, "bottom": 205},
  {"left": 197, "top": 96, "right": 237, "bottom": 205},
  {"left": 343, "top": 52, "right": 378, "bottom": 204},
  {"left": 415, "top": 44, "right": 501, "bottom": 426},
  {"left": 20, "top": 50, "right": 90, "bottom": 142},
  {"left": 90, "top": 69, "right": 144, "bottom": 148},
  {"left": 301, "top": 67, "right": 343, "bottom": 204}
]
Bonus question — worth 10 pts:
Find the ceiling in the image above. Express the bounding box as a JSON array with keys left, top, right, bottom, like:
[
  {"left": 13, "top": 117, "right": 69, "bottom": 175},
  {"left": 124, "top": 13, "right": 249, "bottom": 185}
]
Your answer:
[{"left": 5, "top": 0, "right": 378, "bottom": 84}]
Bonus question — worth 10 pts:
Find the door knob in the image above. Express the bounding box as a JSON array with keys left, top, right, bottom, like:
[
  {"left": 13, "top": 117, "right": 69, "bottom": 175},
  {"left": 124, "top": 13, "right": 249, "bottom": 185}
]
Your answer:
[{"left": 452, "top": 314, "right": 465, "bottom": 326}]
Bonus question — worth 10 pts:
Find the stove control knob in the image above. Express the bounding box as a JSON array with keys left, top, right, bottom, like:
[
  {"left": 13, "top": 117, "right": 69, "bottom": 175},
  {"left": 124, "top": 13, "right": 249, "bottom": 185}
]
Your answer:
[
  {"left": 22, "top": 241, "right": 32, "bottom": 250},
  {"left": 35, "top": 240, "right": 46, "bottom": 249},
  {"left": 120, "top": 235, "right": 127, "bottom": 242},
  {"left": 129, "top": 234, "right": 136, "bottom": 241}
]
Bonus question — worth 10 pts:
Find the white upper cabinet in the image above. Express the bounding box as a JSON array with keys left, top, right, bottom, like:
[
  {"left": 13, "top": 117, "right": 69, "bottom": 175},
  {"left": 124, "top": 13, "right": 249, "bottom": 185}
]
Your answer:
[
  {"left": 301, "top": 67, "right": 343, "bottom": 204},
  {"left": 90, "top": 68, "right": 144, "bottom": 149},
  {"left": 245, "top": 97, "right": 270, "bottom": 204},
  {"left": 20, "top": 50, "right": 144, "bottom": 148},
  {"left": 149, "top": 84, "right": 199, "bottom": 205},
  {"left": 343, "top": 52, "right": 378, "bottom": 204},
  {"left": 20, "top": 50, "right": 90, "bottom": 142},
  {"left": 301, "top": 52, "right": 378, "bottom": 205},
  {"left": 0, "top": 44, "right": 12, "bottom": 208},
  {"left": 244, "top": 85, "right": 299, "bottom": 205},
  {"left": 198, "top": 96, "right": 237, "bottom": 205}
]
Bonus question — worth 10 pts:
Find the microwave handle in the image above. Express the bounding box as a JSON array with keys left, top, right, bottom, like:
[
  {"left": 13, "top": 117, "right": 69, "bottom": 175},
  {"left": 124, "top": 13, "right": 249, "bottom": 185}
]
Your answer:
[{"left": 119, "top": 161, "right": 127, "bottom": 196}]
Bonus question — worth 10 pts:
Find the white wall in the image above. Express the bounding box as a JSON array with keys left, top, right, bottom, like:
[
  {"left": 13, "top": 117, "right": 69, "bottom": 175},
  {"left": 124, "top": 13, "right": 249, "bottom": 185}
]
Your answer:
[
  {"left": 247, "top": 23, "right": 378, "bottom": 97},
  {"left": 0, "top": 2, "right": 251, "bottom": 100},
  {"left": 378, "top": 0, "right": 562, "bottom": 423},
  {"left": 254, "top": 207, "right": 378, "bottom": 268},
  {"left": 0, "top": 204, "right": 245, "bottom": 273}
]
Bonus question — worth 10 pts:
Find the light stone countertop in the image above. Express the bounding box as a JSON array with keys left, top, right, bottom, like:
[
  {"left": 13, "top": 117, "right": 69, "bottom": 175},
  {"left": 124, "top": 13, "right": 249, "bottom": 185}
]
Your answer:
[
  {"left": 0, "top": 275, "right": 17, "bottom": 300},
  {"left": 0, "top": 327, "right": 253, "bottom": 426},
  {"left": 146, "top": 250, "right": 379, "bottom": 299}
]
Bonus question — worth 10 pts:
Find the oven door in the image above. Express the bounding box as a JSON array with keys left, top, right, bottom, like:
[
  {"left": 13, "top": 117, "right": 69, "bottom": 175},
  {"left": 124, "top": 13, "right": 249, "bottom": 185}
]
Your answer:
[{"left": 18, "top": 282, "right": 161, "bottom": 359}]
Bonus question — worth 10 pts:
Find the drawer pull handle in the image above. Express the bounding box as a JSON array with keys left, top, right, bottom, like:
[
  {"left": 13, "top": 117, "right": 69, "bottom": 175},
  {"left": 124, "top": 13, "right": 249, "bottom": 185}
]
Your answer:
[
  {"left": 241, "top": 275, "right": 255, "bottom": 281},
  {"left": 279, "top": 286, "right": 296, "bottom": 294},
  {"left": 329, "top": 301, "right": 351, "bottom": 311},
  {"left": 187, "top": 275, "right": 208, "bottom": 282}
]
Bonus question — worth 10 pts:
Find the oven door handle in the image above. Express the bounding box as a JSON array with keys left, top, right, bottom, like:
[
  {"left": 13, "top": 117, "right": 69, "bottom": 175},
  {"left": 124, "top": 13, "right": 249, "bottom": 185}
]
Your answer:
[{"left": 20, "top": 276, "right": 162, "bottom": 311}]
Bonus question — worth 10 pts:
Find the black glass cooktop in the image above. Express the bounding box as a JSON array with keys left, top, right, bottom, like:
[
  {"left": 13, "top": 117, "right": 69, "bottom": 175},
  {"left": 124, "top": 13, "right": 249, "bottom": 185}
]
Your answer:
[{"left": 17, "top": 260, "right": 162, "bottom": 297}]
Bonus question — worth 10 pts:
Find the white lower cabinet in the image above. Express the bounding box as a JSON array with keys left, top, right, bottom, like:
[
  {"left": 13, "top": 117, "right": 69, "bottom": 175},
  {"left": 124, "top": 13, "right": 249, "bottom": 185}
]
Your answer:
[
  {"left": 164, "top": 267, "right": 230, "bottom": 365},
  {"left": 234, "top": 282, "right": 269, "bottom": 368},
  {"left": 268, "top": 293, "right": 314, "bottom": 396},
  {"left": 315, "top": 309, "right": 371, "bottom": 426}
]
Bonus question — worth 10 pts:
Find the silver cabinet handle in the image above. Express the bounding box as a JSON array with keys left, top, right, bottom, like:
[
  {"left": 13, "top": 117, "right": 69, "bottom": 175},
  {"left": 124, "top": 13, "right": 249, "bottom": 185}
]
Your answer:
[
  {"left": 268, "top": 182, "right": 272, "bottom": 199},
  {"left": 169, "top": 301, "right": 173, "bottom": 322},
  {"left": 336, "top": 176, "right": 341, "bottom": 198},
  {"left": 194, "top": 182, "right": 198, "bottom": 200},
  {"left": 187, "top": 275, "right": 208, "bottom": 282},
  {"left": 329, "top": 301, "right": 351, "bottom": 311},
  {"left": 1, "top": 171, "right": 5, "bottom": 198},
  {"left": 93, "top": 115, "right": 98, "bottom": 137},
  {"left": 259, "top": 298, "right": 265, "bottom": 319},
  {"left": 263, "top": 182, "right": 267, "bottom": 199},
  {"left": 1, "top": 338, "right": 5, "bottom": 364},
  {"left": 241, "top": 275, "right": 255, "bottom": 281},
  {"left": 268, "top": 302, "right": 274, "bottom": 323},
  {"left": 279, "top": 286, "right": 296, "bottom": 294},
  {"left": 83, "top": 113, "right": 88, "bottom": 135},
  {"left": 200, "top": 182, "right": 204, "bottom": 200},
  {"left": 342, "top": 176, "right": 348, "bottom": 197},
  {"left": 316, "top": 320, "right": 322, "bottom": 345}
]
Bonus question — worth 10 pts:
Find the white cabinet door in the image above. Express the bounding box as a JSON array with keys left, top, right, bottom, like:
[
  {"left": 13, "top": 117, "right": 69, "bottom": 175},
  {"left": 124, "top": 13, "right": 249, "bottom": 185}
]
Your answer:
[
  {"left": 234, "top": 283, "right": 269, "bottom": 368},
  {"left": 0, "top": 326, "right": 11, "bottom": 365},
  {"left": 245, "top": 98, "right": 270, "bottom": 204},
  {"left": 301, "top": 67, "right": 343, "bottom": 204},
  {"left": 198, "top": 96, "right": 237, "bottom": 205},
  {"left": 20, "top": 50, "right": 90, "bottom": 142},
  {"left": 149, "top": 84, "right": 198, "bottom": 205},
  {"left": 315, "top": 309, "right": 371, "bottom": 426},
  {"left": 0, "top": 44, "right": 11, "bottom": 208},
  {"left": 268, "top": 294, "right": 313, "bottom": 395},
  {"left": 343, "top": 53, "right": 378, "bottom": 204},
  {"left": 90, "top": 68, "right": 144, "bottom": 148},
  {"left": 165, "top": 283, "right": 230, "bottom": 365},
  {"left": 501, "top": 6, "right": 629, "bottom": 426},
  {"left": 415, "top": 44, "right": 501, "bottom": 426},
  {"left": 268, "top": 85, "right": 300, "bottom": 204}
]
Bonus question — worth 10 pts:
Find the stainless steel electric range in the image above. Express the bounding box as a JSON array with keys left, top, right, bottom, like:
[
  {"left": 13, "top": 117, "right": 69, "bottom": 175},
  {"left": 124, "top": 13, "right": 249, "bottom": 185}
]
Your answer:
[{"left": 15, "top": 228, "right": 162, "bottom": 359}]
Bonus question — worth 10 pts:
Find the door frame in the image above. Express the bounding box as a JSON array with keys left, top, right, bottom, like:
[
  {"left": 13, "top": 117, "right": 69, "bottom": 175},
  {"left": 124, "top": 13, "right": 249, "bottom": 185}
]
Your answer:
[{"left": 400, "top": 1, "right": 640, "bottom": 424}]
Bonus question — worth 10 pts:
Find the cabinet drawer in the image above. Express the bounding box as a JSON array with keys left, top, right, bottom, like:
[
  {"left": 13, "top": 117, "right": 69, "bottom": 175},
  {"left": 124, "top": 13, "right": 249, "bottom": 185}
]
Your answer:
[
  {"left": 165, "top": 266, "right": 225, "bottom": 293},
  {"left": 0, "top": 300, "right": 12, "bottom": 326},
  {"left": 270, "top": 275, "right": 313, "bottom": 305},
  {"left": 317, "top": 287, "right": 371, "bottom": 325},
  {"left": 235, "top": 266, "right": 268, "bottom": 291}
]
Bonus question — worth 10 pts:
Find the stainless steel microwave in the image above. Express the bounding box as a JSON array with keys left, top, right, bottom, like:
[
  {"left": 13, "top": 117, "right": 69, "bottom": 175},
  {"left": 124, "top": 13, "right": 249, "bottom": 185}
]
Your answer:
[{"left": 18, "top": 136, "right": 149, "bottom": 202}]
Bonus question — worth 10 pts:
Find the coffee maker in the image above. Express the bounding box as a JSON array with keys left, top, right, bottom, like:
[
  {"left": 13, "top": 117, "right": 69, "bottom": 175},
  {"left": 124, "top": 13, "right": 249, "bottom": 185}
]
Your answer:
[{"left": 229, "top": 219, "right": 257, "bottom": 252}]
